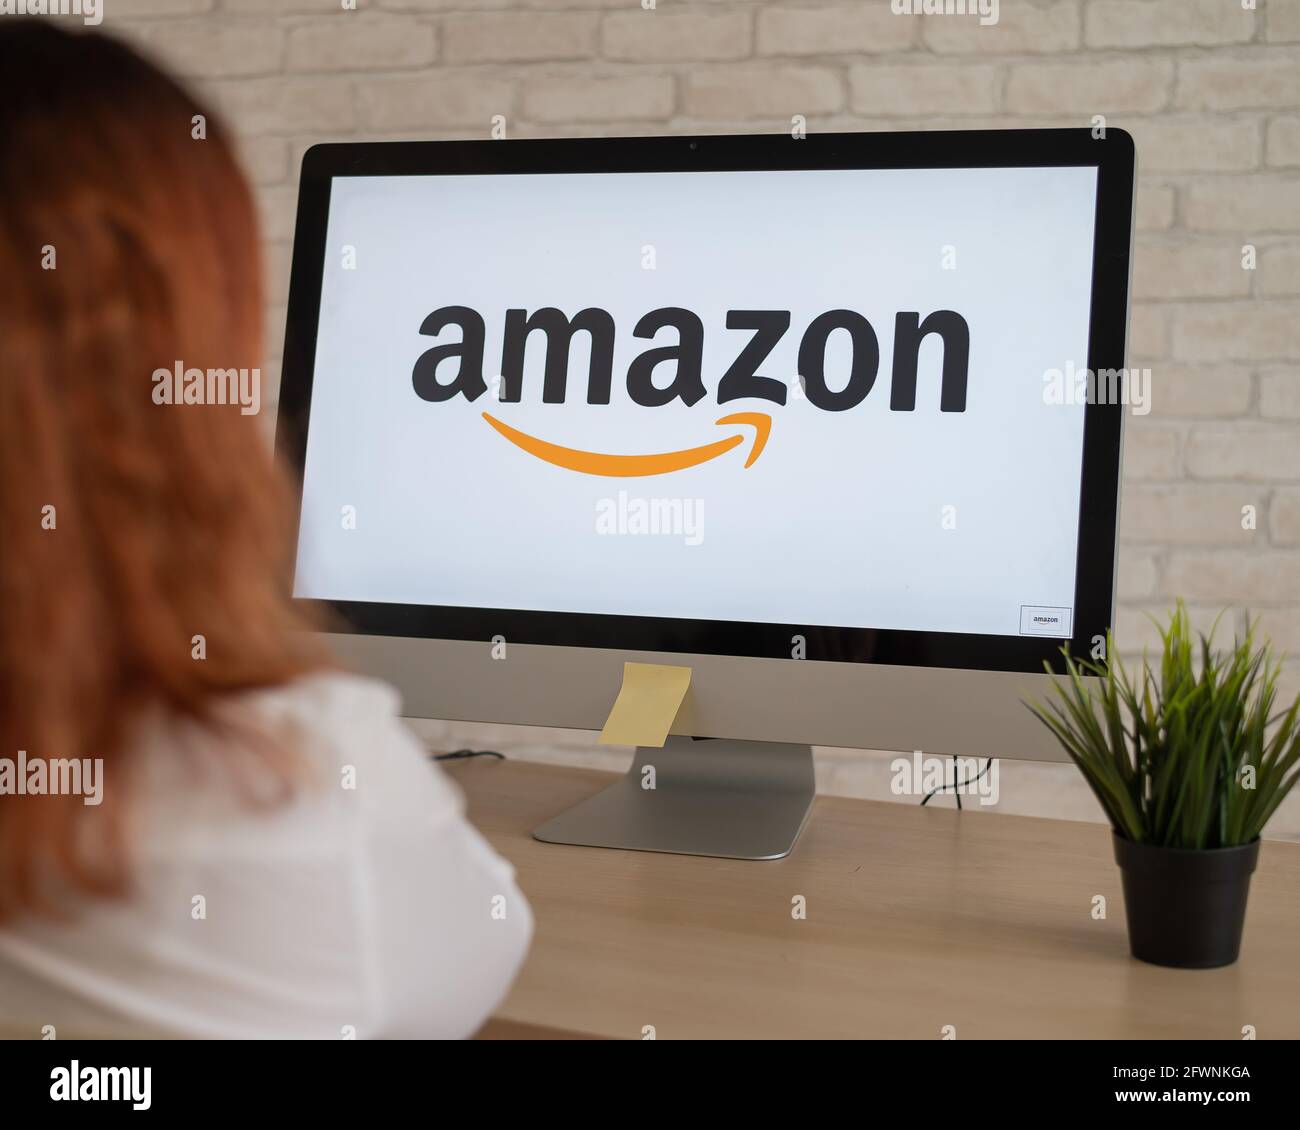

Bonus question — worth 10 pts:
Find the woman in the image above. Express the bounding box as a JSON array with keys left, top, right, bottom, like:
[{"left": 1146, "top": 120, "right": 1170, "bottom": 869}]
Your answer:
[{"left": 0, "top": 21, "right": 532, "bottom": 1039}]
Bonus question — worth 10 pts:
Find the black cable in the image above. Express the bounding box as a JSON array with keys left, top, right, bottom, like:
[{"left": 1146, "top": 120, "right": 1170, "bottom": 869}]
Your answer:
[
  {"left": 433, "top": 748, "right": 506, "bottom": 762},
  {"left": 439, "top": 747, "right": 989, "bottom": 803},
  {"left": 921, "top": 756, "right": 994, "bottom": 807}
]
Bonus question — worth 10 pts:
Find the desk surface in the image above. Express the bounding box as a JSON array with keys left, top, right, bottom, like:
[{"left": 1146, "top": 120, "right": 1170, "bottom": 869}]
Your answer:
[{"left": 454, "top": 759, "right": 1300, "bottom": 1040}]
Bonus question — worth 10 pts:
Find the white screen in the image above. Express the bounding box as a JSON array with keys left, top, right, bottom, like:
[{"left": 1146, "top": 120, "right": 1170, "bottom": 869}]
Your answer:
[{"left": 294, "top": 166, "right": 1097, "bottom": 639}]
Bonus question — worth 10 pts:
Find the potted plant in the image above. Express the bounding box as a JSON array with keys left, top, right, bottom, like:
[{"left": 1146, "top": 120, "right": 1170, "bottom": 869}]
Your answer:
[{"left": 1027, "top": 604, "right": 1300, "bottom": 968}]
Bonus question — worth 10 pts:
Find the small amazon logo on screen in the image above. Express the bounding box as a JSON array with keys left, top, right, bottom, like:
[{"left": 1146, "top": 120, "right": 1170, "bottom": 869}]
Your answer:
[{"left": 411, "top": 306, "right": 969, "bottom": 477}]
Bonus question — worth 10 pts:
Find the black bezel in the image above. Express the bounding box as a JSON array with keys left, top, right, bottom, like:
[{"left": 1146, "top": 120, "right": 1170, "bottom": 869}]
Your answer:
[{"left": 275, "top": 128, "right": 1133, "bottom": 675}]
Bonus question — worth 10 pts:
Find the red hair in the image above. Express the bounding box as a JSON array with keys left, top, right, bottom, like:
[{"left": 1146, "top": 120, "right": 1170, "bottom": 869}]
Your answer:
[{"left": 0, "top": 22, "right": 325, "bottom": 919}]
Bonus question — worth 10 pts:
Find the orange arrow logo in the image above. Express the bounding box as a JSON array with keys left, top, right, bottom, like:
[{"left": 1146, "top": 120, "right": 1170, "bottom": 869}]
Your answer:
[{"left": 481, "top": 411, "right": 772, "bottom": 478}]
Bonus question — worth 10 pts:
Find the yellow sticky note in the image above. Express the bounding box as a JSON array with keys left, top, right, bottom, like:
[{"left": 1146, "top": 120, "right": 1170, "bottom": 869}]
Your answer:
[{"left": 598, "top": 662, "right": 692, "bottom": 747}]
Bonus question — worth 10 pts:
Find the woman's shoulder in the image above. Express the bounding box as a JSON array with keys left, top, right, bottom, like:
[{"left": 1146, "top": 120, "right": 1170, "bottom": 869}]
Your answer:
[
  {"left": 0, "top": 672, "right": 511, "bottom": 1039},
  {"left": 131, "top": 670, "right": 464, "bottom": 852},
  {"left": 226, "top": 670, "right": 404, "bottom": 749}
]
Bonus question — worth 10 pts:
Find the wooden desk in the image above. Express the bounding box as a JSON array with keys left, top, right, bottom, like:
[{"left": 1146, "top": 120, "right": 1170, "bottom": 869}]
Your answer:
[{"left": 455, "top": 760, "right": 1300, "bottom": 1040}]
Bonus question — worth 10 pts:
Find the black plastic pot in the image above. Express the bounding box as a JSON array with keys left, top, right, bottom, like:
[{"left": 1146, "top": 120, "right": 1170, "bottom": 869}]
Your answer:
[{"left": 1113, "top": 832, "right": 1260, "bottom": 969}]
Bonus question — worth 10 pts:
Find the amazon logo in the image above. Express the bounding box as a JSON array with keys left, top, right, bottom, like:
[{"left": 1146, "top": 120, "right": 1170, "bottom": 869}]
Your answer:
[{"left": 411, "top": 305, "right": 970, "bottom": 477}]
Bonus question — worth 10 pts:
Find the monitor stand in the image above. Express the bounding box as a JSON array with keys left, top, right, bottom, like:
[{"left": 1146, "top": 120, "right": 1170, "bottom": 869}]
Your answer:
[{"left": 532, "top": 736, "right": 814, "bottom": 860}]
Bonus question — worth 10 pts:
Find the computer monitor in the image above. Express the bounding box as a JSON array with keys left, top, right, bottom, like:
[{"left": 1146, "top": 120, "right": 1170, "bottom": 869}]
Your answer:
[{"left": 277, "top": 129, "right": 1134, "bottom": 859}]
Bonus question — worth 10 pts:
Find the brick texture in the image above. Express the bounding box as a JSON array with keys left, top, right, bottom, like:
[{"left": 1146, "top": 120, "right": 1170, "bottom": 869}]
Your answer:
[
  {"left": 1085, "top": 0, "right": 1254, "bottom": 50},
  {"left": 95, "top": 1, "right": 1300, "bottom": 803}
]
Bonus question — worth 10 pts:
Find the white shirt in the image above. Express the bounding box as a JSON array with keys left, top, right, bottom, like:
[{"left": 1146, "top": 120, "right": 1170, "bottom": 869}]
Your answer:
[{"left": 0, "top": 673, "right": 533, "bottom": 1039}]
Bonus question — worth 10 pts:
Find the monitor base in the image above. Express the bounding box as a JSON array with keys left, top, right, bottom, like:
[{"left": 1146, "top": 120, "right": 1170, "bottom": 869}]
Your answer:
[{"left": 532, "top": 736, "right": 814, "bottom": 860}]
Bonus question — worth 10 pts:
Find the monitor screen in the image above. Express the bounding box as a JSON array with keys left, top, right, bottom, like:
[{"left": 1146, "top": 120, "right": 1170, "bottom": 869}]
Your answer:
[{"left": 292, "top": 164, "right": 1098, "bottom": 643}]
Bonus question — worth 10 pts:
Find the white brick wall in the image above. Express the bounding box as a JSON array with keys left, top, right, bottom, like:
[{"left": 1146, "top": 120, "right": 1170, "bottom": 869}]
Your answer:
[{"left": 92, "top": 1, "right": 1300, "bottom": 836}]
